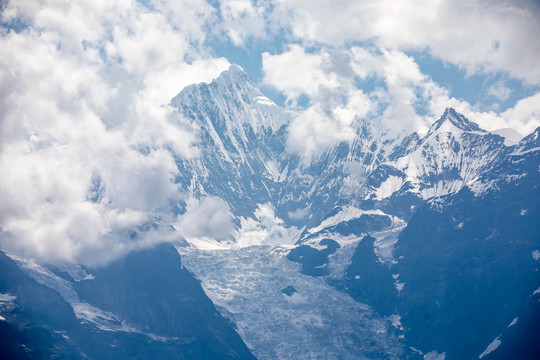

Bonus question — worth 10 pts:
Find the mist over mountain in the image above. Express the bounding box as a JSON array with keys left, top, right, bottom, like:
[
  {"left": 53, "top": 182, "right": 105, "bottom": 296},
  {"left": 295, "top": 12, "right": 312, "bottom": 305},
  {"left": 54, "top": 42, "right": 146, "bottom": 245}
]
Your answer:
[{"left": 1, "top": 66, "right": 539, "bottom": 359}]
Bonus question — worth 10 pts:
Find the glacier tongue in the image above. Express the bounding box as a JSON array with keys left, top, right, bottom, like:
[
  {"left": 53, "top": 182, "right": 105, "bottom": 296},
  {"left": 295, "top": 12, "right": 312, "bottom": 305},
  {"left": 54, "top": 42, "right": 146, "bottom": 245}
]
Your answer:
[{"left": 176, "top": 244, "right": 405, "bottom": 360}]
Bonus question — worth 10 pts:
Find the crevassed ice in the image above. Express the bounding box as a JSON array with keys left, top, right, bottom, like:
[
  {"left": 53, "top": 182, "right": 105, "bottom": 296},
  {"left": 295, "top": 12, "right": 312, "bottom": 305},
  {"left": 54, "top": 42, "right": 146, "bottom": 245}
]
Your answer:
[{"left": 176, "top": 244, "right": 405, "bottom": 360}]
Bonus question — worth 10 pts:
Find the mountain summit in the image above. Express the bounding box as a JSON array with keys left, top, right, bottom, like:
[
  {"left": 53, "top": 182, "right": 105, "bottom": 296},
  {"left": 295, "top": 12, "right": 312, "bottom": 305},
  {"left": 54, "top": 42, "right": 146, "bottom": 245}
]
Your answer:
[{"left": 426, "top": 107, "right": 484, "bottom": 136}]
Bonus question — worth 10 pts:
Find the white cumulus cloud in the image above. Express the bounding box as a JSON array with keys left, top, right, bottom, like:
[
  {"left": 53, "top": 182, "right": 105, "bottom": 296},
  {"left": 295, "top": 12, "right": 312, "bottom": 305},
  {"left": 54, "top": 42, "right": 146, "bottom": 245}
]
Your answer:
[
  {"left": 266, "top": 0, "right": 540, "bottom": 84},
  {"left": 175, "top": 196, "right": 235, "bottom": 240},
  {"left": 0, "top": 0, "right": 229, "bottom": 266}
]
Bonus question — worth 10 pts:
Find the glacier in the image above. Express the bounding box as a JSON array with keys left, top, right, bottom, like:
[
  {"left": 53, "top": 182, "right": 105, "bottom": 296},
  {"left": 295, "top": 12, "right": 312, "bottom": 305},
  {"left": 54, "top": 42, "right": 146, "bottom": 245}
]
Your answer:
[{"left": 177, "top": 245, "right": 404, "bottom": 360}]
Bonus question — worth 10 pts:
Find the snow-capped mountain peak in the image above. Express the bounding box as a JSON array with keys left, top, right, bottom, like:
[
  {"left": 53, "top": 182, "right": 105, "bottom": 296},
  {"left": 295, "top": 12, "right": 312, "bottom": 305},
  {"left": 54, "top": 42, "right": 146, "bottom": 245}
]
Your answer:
[
  {"left": 425, "top": 107, "right": 484, "bottom": 138},
  {"left": 387, "top": 109, "right": 507, "bottom": 199},
  {"left": 172, "top": 65, "right": 288, "bottom": 135}
]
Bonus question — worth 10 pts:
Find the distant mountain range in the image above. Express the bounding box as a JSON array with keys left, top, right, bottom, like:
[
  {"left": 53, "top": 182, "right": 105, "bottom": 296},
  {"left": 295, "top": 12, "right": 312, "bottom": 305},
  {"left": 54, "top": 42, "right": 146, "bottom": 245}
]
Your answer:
[{"left": 2, "top": 65, "right": 539, "bottom": 359}]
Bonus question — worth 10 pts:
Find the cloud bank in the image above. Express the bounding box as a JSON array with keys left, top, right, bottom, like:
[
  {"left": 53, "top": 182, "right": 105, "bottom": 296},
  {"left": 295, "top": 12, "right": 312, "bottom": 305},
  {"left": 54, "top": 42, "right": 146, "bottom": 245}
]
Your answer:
[
  {"left": 0, "top": 0, "right": 230, "bottom": 266},
  {"left": 252, "top": 0, "right": 540, "bottom": 157},
  {"left": 175, "top": 196, "right": 235, "bottom": 241}
]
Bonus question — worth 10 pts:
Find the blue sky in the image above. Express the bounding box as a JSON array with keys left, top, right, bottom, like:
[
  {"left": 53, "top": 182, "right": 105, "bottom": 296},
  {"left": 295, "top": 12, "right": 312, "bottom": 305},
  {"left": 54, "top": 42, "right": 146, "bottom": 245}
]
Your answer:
[
  {"left": 1, "top": 0, "right": 539, "bottom": 264},
  {"left": 212, "top": 32, "right": 540, "bottom": 116},
  {"left": 204, "top": 0, "right": 540, "bottom": 138},
  {"left": 2, "top": 0, "right": 540, "bottom": 134}
]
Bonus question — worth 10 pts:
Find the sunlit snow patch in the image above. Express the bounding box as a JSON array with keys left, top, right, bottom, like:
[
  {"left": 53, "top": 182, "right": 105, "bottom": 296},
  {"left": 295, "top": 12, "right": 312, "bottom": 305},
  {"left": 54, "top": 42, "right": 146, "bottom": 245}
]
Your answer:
[
  {"left": 253, "top": 96, "right": 276, "bottom": 106},
  {"left": 421, "top": 180, "right": 465, "bottom": 199},
  {"left": 72, "top": 302, "right": 137, "bottom": 332},
  {"left": 373, "top": 226, "right": 406, "bottom": 264},
  {"left": 374, "top": 176, "right": 404, "bottom": 200},
  {"left": 479, "top": 335, "right": 502, "bottom": 358},
  {"left": 388, "top": 314, "right": 403, "bottom": 330},
  {"left": 424, "top": 351, "right": 446, "bottom": 360},
  {"left": 307, "top": 207, "right": 405, "bottom": 235}
]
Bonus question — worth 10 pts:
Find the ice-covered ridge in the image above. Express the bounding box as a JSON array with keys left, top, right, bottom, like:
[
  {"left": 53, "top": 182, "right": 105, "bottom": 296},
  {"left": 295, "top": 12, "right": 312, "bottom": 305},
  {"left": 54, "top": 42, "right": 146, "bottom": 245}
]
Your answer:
[
  {"left": 307, "top": 207, "right": 405, "bottom": 235},
  {"left": 176, "top": 244, "right": 405, "bottom": 360},
  {"left": 171, "top": 66, "right": 520, "bottom": 234},
  {"left": 169, "top": 65, "right": 293, "bottom": 220},
  {"left": 512, "top": 127, "right": 540, "bottom": 155},
  {"left": 511, "top": 146, "right": 540, "bottom": 156},
  {"left": 426, "top": 107, "right": 483, "bottom": 136},
  {"left": 172, "top": 65, "right": 289, "bottom": 137}
]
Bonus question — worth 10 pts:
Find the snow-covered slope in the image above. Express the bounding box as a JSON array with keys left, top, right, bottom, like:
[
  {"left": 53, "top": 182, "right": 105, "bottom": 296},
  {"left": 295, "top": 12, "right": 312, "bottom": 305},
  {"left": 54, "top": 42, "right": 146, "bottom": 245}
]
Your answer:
[
  {"left": 170, "top": 65, "right": 291, "bottom": 216},
  {"left": 366, "top": 108, "right": 508, "bottom": 201},
  {"left": 170, "top": 66, "right": 436, "bottom": 226}
]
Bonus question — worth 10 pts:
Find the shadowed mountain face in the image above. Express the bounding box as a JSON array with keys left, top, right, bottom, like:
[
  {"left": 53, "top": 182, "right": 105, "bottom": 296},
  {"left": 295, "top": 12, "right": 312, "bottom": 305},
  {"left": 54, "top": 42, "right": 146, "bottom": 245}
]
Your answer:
[
  {"left": 395, "top": 140, "right": 540, "bottom": 358},
  {"left": 75, "top": 243, "right": 255, "bottom": 360},
  {"left": 0, "top": 245, "right": 255, "bottom": 360},
  {"left": 1, "top": 66, "right": 539, "bottom": 359}
]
